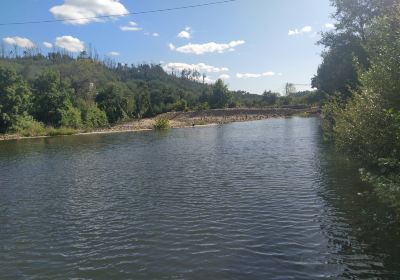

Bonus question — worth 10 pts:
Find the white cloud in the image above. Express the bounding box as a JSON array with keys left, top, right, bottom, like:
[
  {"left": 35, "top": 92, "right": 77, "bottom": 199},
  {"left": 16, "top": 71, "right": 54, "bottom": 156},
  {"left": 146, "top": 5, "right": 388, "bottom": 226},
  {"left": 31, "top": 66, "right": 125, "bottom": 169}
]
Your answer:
[
  {"left": 177, "top": 31, "right": 191, "bottom": 39},
  {"left": 152, "top": 32, "right": 160, "bottom": 37},
  {"left": 3, "top": 36, "right": 35, "bottom": 48},
  {"left": 236, "top": 71, "right": 276, "bottom": 79},
  {"left": 325, "top": 23, "right": 335, "bottom": 29},
  {"left": 120, "top": 21, "right": 142, "bottom": 31},
  {"left": 55, "top": 35, "right": 85, "bottom": 52},
  {"left": 218, "top": 74, "right": 230, "bottom": 80},
  {"left": 171, "top": 40, "right": 245, "bottom": 55},
  {"left": 301, "top": 26, "right": 312, "bottom": 33},
  {"left": 169, "top": 43, "right": 176, "bottom": 50},
  {"left": 109, "top": 51, "right": 120, "bottom": 56},
  {"left": 163, "top": 62, "right": 229, "bottom": 73},
  {"left": 177, "top": 27, "right": 192, "bottom": 39},
  {"left": 43, "top": 41, "right": 53, "bottom": 48},
  {"left": 288, "top": 25, "right": 313, "bottom": 36},
  {"left": 50, "top": 0, "right": 128, "bottom": 25},
  {"left": 288, "top": 29, "right": 300, "bottom": 36}
]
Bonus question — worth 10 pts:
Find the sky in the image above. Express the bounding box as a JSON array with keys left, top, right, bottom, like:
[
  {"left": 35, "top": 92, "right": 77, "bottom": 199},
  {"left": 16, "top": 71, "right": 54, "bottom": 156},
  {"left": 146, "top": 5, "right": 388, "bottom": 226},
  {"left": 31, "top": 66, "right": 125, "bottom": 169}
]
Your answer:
[{"left": 0, "top": 0, "right": 335, "bottom": 94}]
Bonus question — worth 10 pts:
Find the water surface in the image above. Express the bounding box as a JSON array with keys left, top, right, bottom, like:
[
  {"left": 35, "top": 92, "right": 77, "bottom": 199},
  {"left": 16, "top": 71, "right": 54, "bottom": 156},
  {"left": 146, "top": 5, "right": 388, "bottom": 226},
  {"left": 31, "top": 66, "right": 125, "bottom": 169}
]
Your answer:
[{"left": 0, "top": 117, "right": 399, "bottom": 279}]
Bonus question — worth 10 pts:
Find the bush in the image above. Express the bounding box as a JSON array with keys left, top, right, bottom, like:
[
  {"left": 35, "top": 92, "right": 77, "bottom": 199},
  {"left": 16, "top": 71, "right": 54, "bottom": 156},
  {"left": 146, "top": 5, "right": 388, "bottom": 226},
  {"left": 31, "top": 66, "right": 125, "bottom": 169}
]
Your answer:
[
  {"left": 10, "top": 114, "right": 46, "bottom": 137},
  {"left": 83, "top": 105, "right": 109, "bottom": 128},
  {"left": 193, "top": 102, "right": 210, "bottom": 111},
  {"left": 172, "top": 99, "right": 188, "bottom": 112},
  {"left": 58, "top": 104, "right": 82, "bottom": 128},
  {"left": 154, "top": 118, "right": 171, "bottom": 130}
]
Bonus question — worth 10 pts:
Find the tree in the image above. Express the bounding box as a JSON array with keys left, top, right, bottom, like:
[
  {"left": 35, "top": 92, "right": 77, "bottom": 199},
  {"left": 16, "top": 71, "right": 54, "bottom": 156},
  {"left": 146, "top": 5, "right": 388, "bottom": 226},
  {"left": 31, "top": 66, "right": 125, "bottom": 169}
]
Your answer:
[
  {"left": 209, "top": 79, "right": 231, "bottom": 109},
  {"left": 96, "top": 83, "right": 130, "bottom": 123},
  {"left": 311, "top": 0, "right": 391, "bottom": 98},
  {"left": 32, "top": 70, "right": 73, "bottom": 126},
  {"left": 83, "top": 105, "right": 109, "bottom": 128},
  {"left": 0, "top": 67, "right": 32, "bottom": 132},
  {"left": 262, "top": 91, "right": 278, "bottom": 105}
]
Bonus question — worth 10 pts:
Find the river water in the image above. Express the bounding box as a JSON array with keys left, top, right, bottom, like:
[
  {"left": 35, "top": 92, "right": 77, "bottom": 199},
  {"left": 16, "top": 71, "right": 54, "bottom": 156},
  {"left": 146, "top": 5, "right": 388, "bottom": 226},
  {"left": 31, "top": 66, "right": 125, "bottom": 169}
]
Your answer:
[{"left": 0, "top": 117, "right": 399, "bottom": 279}]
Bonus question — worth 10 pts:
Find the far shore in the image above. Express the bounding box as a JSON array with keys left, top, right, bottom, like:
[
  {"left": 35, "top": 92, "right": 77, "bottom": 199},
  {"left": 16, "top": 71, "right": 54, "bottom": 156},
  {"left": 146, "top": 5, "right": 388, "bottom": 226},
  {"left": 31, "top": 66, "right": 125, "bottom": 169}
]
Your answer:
[{"left": 0, "top": 106, "right": 319, "bottom": 141}]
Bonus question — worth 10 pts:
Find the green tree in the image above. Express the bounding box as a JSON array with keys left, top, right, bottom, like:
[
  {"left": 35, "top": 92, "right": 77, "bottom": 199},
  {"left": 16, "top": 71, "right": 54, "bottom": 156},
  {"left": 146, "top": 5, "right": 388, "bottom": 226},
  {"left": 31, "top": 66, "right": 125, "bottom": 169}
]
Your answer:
[
  {"left": 210, "top": 79, "right": 231, "bottom": 109},
  {"left": 58, "top": 102, "right": 83, "bottom": 128},
  {"left": 96, "top": 83, "right": 129, "bottom": 123},
  {"left": 322, "top": 2, "right": 400, "bottom": 209},
  {"left": 0, "top": 67, "right": 32, "bottom": 132},
  {"left": 262, "top": 90, "right": 278, "bottom": 105},
  {"left": 32, "top": 70, "right": 73, "bottom": 126},
  {"left": 83, "top": 105, "right": 109, "bottom": 128}
]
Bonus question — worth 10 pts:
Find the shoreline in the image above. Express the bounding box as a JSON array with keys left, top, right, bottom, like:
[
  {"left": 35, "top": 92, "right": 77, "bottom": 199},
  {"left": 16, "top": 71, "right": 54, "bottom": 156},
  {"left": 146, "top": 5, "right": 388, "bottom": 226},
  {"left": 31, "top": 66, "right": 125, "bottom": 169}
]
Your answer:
[{"left": 0, "top": 106, "right": 319, "bottom": 141}]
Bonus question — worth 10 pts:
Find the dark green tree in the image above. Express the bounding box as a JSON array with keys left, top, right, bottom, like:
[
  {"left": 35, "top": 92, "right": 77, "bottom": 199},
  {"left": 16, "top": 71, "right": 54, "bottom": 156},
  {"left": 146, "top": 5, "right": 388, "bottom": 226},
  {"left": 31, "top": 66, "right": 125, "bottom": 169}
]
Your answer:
[
  {"left": 32, "top": 70, "right": 73, "bottom": 126},
  {"left": 96, "top": 83, "right": 130, "bottom": 123},
  {"left": 210, "top": 79, "right": 231, "bottom": 109},
  {"left": 0, "top": 67, "right": 32, "bottom": 132},
  {"left": 262, "top": 90, "right": 278, "bottom": 106}
]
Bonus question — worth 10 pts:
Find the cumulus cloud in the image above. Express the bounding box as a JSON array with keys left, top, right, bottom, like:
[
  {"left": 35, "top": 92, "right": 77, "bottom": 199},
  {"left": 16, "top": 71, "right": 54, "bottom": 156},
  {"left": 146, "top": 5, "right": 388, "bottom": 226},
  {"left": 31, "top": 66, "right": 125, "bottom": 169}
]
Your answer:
[
  {"left": 288, "top": 25, "right": 313, "bottom": 36},
  {"left": 109, "top": 51, "right": 120, "bottom": 56},
  {"left": 236, "top": 71, "right": 275, "bottom": 79},
  {"left": 152, "top": 32, "right": 159, "bottom": 37},
  {"left": 163, "top": 62, "right": 229, "bottom": 73},
  {"left": 170, "top": 40, "right": 245, "bottom": 55},
  {"left": 3, "top": 36, "right": 35, "bottom": 48},
  {"left": 43, "top": 41, "right": 53, "bottom": 48},
  {"left": 325, "top": 23, "right": 335, "bottom": 29},
  {"left": 177, "top": 27, "right": 192, "bottom": 39},
  {"left": 50, "top": 0, "right": 129, "bottom": 25},
  {"left": 120, "top": 21, "right": 142, "bottom": 31},
  {"left": 218, "top": 74, "right": 230, "bottom": 80},
  {"left": 55, "top": 35, "right": 85, "bottom": 52}
]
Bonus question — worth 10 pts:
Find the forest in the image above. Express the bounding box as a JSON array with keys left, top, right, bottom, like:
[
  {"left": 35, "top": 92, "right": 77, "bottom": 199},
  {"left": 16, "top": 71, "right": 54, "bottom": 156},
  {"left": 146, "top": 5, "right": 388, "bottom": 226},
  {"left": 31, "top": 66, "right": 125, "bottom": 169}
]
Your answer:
[
  {"left": 313, "top": 0, "right": 400, "bottom": 209},
  {"left": 0, "top": 51, "right": 322, "bottom": 136}
]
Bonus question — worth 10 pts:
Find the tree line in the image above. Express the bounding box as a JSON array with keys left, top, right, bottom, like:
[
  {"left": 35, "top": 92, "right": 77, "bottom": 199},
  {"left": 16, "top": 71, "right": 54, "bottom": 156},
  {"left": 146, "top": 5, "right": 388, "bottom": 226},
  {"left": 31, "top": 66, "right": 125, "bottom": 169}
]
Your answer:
[
  {"left": 313, "top": 0, "right": 400, "bottom": 210},
  {"left": 0, "top": 51, "right": 323, "bottom": 136}
]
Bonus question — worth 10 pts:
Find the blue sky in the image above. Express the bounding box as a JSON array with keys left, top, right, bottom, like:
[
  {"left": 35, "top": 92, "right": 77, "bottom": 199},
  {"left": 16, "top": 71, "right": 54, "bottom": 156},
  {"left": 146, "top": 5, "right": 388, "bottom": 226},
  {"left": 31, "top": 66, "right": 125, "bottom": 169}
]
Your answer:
[{"left": 0, "top": 0, "right": 335, "bottom": 94}]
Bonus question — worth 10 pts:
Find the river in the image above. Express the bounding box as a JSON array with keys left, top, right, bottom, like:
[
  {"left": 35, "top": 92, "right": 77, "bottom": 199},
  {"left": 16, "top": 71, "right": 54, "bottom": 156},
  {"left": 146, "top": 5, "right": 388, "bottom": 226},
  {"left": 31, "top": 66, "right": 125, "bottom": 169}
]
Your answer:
[{"left": 0, "top": 117, "right": 399, "bottom": 279}]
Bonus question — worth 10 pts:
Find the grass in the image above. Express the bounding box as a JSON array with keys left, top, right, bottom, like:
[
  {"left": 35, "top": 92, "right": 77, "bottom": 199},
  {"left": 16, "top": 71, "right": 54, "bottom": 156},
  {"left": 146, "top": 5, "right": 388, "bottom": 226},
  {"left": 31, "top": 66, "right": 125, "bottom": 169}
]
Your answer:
[{"left": 46, "top": 127, "right": 78, "bottom": 136}]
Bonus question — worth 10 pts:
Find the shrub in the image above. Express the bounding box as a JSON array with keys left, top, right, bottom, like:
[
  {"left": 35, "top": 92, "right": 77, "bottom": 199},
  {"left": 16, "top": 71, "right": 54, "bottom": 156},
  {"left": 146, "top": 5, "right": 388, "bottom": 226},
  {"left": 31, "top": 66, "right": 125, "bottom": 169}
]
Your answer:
[
  {"left": 83, "top": 105, "right": 109, "bottom": 128},
  {"left": 154, "top": 118, "right": 171, "bottom": 130},
  {"left": 58, "top": 104, "right": 82, "bottom": 128},
  {"left": 10, "top": 114, "right": 46, "bottom": 137},
  {"left": 172, "top": 99, "right": 188, "bottom": 112}
]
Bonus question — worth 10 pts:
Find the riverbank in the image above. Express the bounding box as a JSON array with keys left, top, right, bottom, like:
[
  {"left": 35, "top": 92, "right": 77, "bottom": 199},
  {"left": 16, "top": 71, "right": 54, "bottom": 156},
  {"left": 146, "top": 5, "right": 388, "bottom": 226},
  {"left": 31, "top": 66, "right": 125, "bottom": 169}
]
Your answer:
[{"left": 0, "top": 106, "right": 319, "bottom": 141}]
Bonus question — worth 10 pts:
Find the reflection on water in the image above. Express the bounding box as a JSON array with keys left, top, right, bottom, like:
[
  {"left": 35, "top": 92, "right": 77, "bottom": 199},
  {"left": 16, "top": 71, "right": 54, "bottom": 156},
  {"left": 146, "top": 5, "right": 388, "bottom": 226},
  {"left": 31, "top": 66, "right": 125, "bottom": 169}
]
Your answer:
[{"left": 0, "top": 117, "right": 399, "bottom": 279}]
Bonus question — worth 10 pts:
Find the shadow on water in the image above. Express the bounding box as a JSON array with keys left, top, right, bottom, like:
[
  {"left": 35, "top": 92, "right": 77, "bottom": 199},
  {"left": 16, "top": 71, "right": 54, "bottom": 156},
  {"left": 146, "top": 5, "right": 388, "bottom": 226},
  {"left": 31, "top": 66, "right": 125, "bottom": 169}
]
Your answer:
[{"left": 314, "top": 127, "right": 400, "bottom": 279}]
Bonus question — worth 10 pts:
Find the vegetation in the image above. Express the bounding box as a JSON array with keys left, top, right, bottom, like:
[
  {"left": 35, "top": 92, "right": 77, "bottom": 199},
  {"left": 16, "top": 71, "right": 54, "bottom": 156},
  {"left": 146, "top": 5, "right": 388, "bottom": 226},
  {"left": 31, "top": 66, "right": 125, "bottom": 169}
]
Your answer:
[
  {"left": 0, "top": 49, "right": 322, "bottom": 137},
  {"left": 154, "top": 118, "right": 171, "bottom": 130},
  {"left": 315, "top": 0, "right": 400, "bottom": 210}
]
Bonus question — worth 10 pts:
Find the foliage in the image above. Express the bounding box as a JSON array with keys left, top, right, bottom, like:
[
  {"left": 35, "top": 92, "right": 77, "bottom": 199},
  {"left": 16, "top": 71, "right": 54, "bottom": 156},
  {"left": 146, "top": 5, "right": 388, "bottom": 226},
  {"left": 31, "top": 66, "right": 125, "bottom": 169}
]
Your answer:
[
  {"left": 58, "top": 102, "right": 83, "bottom": 129},
  {"left": 0, "top": 67, "right": 32, "bottom": 132},
  {"left": 10, "top": 114, "right": 46, "bottom": 137},
  {"left": 172, "top": 99, "right": 188, "bottom": 112},
  {"left": 32, "top": 70, "right": 72, "bottom": 126},
  {"left": 262, "top": 91, "right": 278, "bottom": 105},
  {"left": 96, "top": 82, "right": 131, "bottom": 123},
  {"left": 154, "top": 118, "right": 171, "bottom": 130},
  {"left": 209, "top": 79, "right": 232, "bottom": 109},
  {"left": 320, "top": 1, "right": 400, "bottom": 210},
  {"left": 83, "top": 105, "right": 109, "bottom": 128}
]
